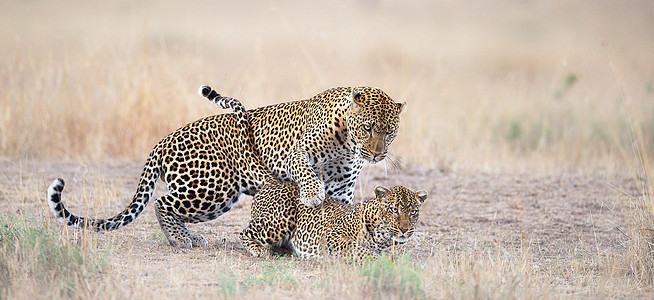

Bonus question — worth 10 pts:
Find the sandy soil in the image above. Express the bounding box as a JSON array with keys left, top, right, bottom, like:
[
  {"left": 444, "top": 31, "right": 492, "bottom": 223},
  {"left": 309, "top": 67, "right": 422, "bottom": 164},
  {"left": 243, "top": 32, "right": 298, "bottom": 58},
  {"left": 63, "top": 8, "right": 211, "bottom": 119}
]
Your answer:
[{"left": 0, "top": 159, "right": 639, "bottom": 296}]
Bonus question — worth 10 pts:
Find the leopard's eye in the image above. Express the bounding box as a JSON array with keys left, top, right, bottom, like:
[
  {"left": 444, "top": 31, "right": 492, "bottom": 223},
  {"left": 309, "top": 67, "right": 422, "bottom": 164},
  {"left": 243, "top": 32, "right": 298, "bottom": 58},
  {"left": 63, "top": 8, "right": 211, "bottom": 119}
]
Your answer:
[
  {"left": 362, "top": 123, "right": 371, "bottom": 132},
  {"left": 390, "top": 206, "right": 399, "bottom": 214},
  {"left": 409, "top": 209, "right": 418, "bottom": 216}
]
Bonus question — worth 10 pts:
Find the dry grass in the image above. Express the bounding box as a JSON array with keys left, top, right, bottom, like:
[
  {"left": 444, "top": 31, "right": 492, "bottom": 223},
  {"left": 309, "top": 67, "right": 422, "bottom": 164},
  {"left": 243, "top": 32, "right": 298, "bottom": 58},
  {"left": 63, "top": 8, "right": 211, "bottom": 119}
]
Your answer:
[
  {"left": 2, "top": 0, "right": 654, "bottom": 299},
  {"left": 1, "top": 0, "right": 653, "bottom": 167}
]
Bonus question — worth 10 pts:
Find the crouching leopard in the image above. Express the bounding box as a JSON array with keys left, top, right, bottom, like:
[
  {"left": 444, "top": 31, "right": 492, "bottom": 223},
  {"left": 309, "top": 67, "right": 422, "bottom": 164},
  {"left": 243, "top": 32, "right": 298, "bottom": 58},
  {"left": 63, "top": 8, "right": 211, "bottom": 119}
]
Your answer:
[
  {"left": 47, "top": 85, "right": 404, "bottom": 248},
  {"left": 241, "top": 182, "right": 428, "bottom": 259}
]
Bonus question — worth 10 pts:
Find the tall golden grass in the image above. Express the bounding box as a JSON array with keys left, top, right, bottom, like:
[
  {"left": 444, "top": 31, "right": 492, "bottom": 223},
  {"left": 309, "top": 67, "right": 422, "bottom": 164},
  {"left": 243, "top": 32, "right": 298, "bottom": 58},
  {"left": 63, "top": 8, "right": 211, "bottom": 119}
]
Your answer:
[
  {"left": 610, "top": 47, "right": 654, "bottom": 286},
  {"left": 1, "top": 0, "right": 652, "bottom": 168}
]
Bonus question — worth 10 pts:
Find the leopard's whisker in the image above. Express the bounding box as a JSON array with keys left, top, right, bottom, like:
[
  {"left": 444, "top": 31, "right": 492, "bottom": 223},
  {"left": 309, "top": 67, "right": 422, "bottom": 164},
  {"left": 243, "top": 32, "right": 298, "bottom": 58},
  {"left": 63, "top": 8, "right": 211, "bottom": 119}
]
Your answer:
[
  {"left": 383, "top": 159, "right": 389, "bottom": 179},
  {"left": 385, "top": 153, "right": 404, "bottom": 173}
]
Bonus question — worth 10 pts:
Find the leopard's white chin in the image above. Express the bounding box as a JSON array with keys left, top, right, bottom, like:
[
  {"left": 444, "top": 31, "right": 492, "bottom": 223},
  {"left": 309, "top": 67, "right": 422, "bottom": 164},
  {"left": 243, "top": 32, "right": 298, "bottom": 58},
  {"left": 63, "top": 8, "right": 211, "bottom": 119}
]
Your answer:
[
  {"left": 364, "top": 154, "right": 386, "bottom": 164},
  {"left": 393, "top": 236, "right": 409, "bottom": 244}
]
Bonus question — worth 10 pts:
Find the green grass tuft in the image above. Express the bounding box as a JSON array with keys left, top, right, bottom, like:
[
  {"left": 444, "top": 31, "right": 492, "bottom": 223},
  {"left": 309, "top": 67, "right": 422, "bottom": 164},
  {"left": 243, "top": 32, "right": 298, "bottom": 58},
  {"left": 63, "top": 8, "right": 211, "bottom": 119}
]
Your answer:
[
  {"left": 358, "top": 254, "right": 425, "bottom": 298},
  {"left": 242, "top": 257, "right": 297, "bottom": 288},
  {"left": 0, "top": 214, "right": 109, "bottom": 298}
]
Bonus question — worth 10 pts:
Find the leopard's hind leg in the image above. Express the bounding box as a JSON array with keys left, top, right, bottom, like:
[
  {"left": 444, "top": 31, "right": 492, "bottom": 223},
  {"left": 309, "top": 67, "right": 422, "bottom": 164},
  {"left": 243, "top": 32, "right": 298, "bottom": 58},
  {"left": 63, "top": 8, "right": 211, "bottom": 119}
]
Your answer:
[{"left": 154, "top": 195, "right": 208, "bottom": 248}]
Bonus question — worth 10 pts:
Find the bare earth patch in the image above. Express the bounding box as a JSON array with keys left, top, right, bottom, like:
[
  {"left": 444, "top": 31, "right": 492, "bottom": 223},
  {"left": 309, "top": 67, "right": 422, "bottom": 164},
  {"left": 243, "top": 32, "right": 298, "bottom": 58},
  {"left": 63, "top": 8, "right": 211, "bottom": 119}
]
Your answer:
[{"left": 0, "top": 159, "right": 646, "bottom": 298}]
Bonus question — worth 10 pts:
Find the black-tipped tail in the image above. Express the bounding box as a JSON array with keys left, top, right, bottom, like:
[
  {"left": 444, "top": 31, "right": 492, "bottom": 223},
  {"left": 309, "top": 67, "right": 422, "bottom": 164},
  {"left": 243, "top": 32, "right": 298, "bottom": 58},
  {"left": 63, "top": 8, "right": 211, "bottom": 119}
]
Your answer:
[
  {"left": 199, "top": 85, "right": 219, "bottom": 99},
  {"left": 47, "top": 178, "right": 82, "bottom": 228},
  {"left": 46, "top": 173, "right": 153, "bottom": 232}
]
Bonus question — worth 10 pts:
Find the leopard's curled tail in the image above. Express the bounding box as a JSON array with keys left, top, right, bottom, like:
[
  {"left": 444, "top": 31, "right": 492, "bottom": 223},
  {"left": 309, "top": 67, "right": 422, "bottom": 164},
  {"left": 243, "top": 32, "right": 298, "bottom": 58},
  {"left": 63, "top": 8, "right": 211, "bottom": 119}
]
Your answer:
[
  {"left": 199, "top": 85, "right": 276, "bottom": 185},
  {"left": 47, "top": 148, "right": 161, "bottom": 231}
]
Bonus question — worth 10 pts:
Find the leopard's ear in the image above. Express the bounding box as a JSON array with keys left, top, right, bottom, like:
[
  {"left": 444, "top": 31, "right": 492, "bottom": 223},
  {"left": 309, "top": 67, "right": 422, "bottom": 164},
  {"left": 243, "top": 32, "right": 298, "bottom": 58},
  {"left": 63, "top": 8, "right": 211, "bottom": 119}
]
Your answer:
[
  {"left": 416, "top": 190, "right": 428, "bottom": 204},
  {"left": 397, "top": 102, "right": 406, "bottom": 114},
  {"left": 350, "top": 89, "right": 364, "bottom": 113},
  {"left": 374, "top": 185, "right": 391, "bottom": 200}
]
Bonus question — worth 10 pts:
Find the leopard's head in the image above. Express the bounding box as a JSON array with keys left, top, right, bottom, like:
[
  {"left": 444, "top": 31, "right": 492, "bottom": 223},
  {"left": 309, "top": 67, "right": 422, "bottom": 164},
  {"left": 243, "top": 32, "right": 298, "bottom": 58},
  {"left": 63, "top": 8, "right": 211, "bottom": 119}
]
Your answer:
[
  {"left": 374, "top": 185, "right": 428, "bottom": 245},
  {"left": 346, "top": 87, "right": 404, "bottom": 164}
]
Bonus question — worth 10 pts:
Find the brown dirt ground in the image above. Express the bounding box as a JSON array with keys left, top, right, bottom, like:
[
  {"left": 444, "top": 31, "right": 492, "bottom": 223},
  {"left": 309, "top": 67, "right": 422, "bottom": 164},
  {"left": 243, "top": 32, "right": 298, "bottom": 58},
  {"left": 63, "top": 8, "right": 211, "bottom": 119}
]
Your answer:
[{"left": 0, "top": 159, "right": 640, "bottom": 296}]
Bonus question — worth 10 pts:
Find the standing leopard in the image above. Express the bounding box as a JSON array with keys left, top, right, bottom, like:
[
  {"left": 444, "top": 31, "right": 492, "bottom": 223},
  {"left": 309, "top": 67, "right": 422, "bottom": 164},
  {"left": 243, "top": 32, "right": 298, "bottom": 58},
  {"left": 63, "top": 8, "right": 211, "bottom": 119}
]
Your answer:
[
  {"left": 220, "top": 86, "right": 405, "bottom": 207},
  {"left": 47, "top": 85, "right": 404, "bottom": 247},
  {"left": 241, "top": 182, "right": 428, "bottom": 259}
]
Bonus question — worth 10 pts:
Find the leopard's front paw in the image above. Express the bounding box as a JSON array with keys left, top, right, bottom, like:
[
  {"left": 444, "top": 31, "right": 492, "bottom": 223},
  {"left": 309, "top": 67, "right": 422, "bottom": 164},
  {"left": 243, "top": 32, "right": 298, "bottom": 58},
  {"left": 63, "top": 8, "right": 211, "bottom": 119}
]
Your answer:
[
  {"left": 248, "top": 245, "right": 271, "bottom": 258},
  {"left": 192, "top": 234, "right": 209, "bottom": 247},
  {"left": 240, "top": 231, "right": 271, "bottom": 258},
  {"left": 299, "top": 185, "right": 325, "bottom": 207},
  {"left": 172, "top": 237, "right": 193, "bottom": 248}
]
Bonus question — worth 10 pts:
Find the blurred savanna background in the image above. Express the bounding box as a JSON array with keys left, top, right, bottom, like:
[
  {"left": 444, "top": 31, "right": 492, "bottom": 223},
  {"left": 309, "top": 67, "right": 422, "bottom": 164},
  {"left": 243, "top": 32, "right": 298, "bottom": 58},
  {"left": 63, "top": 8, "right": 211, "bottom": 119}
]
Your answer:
[
  {"left": 1, "top": 0, "right": 654, "bottom": 299},
  {"left": 2, "top": 0, "right": 653, "bottom": 167}
]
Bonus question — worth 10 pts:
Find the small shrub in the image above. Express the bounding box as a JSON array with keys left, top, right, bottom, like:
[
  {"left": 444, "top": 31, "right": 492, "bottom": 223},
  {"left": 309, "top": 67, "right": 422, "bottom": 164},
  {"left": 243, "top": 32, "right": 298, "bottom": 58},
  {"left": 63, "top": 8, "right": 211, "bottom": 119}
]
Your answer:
[
  {"left": 553, "top": 71, "right": 579, "bottom": 99},
  {"left": 644, "top": 82, "right": 653, "bottom": 95},
  {"left": 563, "top": 72, "right": 578, "bottom": 88},
  {"left": 507, "top": 119, "right": 522, "bottom": 142}
]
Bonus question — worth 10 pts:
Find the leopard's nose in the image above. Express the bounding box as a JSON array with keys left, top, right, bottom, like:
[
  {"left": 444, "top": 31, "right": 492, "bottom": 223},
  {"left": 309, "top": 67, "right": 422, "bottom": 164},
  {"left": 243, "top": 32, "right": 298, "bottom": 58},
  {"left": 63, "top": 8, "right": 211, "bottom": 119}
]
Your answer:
[{"left": 399, "top": 227, "right": 409, "bottom": 234}]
